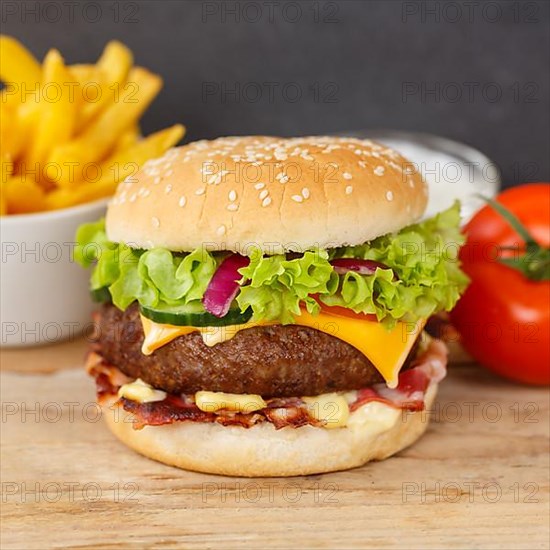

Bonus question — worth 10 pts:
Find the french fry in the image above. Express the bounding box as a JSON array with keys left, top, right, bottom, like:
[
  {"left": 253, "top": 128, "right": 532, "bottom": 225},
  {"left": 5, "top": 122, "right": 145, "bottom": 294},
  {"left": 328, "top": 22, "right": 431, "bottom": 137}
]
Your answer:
[
  {"left": 0, "top": 35, "right": 42, "bottom": 105},
  {"left": 67, "top": 64, "right": 99, "bottom": 117},
  {"left": 0, "top": 163, "right": 8, "bottom": 215},
  {"left": 10, "top": 100, "right": 40, "bottom": 166},
  {"left": 45, "top": 124, "right": 184, "bottom": 209},
  {"left": 0, "top": 152, "right": 14, "bottom": 188},
  {"left": 75, "top": 41, "right": 133, "bottom": 132},
  {"left": 1, "top": 37, "right": 184, "bottom": 215},
  {"left": 0, "top": 104, "right": 20, "bottom": 161},
  {"left": 113, "top": 124, "right": 141, "bottom": 153},
  {"left": 48, "top": 67, "right": 163, "bottom": 186},
  {"left": 100, "top": 123, "right": 184, "bottom": 183},
  {"left": 25, "top": 49, "right": 76, "bottom": 171},
  {"left": 98, "top": 41, "right": 133, "bottom": 83},
  {"left": 2, "top": 175, "right": 47, "bottom": 214},
  {"left": 69, "top": 63, "right": 97, "bottom": 83}
]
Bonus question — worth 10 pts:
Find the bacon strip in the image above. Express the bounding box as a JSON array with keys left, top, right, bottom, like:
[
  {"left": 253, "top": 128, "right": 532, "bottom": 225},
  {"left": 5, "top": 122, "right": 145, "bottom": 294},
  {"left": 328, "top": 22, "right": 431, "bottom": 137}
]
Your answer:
[
  {"left": 89, "top": 338, "right": 447, "bottom": 430},
  {"left": 351, "top": 339, "right": 447, "bottom": 412},
  {"left": 120, "top": 396, "right": 216, "bottom": 429}
]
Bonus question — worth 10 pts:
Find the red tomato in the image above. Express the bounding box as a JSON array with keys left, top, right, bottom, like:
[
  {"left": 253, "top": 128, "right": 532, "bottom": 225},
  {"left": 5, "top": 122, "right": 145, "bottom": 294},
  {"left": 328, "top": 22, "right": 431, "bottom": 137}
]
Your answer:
[{"left": 450, "top": 183, "right": 550, "bottom": 385}]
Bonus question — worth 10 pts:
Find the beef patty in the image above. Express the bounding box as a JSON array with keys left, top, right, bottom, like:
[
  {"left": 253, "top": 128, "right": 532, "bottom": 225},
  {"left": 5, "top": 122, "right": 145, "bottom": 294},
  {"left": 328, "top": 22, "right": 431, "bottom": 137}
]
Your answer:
[{"left": 94, "top": 303, "right": 417, "bottom": 397}]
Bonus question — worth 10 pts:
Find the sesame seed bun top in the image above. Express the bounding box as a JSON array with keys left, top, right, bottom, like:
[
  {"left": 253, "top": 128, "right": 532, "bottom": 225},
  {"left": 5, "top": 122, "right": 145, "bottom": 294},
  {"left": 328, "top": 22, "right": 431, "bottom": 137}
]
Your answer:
[{"left": 105, "top": 136, "right": 427, "bottom": 254}]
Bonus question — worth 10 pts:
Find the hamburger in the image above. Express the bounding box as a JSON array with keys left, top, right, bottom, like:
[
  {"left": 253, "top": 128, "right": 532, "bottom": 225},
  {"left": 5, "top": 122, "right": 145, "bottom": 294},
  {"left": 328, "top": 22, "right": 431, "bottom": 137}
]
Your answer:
[{"left": 75, "top": 136, "right": 468, "bottom": 477}]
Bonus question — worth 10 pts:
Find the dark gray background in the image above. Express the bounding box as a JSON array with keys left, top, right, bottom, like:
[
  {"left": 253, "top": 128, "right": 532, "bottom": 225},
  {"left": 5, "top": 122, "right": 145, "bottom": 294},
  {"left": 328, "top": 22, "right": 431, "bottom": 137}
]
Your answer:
[{"left": 3, "top": 0, "right": 549, "bottom": 186}]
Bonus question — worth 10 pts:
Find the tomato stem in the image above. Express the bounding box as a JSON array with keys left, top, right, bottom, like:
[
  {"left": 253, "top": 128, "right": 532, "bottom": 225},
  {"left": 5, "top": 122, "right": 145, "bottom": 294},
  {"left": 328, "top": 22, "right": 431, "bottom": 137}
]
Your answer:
[{"left": 477, "top": 194, "right": 550, "bottom": 282}]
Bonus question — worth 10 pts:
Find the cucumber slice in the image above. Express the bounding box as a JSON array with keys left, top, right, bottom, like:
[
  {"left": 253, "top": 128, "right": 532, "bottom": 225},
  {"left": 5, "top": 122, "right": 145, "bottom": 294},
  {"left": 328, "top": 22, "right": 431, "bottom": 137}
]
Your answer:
[
  {"left": 91, "top": 286, "right": 111, "bottom": 303},
  {"left": 139, "top": 302, "right": 252, "bottom": 327}
]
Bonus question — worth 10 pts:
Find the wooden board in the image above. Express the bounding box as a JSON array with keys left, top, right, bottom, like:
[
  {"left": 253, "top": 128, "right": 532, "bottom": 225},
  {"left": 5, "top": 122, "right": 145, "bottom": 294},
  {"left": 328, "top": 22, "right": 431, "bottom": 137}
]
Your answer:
[{"left": 1, "top": 339, "right": 549, "bottom": 549}]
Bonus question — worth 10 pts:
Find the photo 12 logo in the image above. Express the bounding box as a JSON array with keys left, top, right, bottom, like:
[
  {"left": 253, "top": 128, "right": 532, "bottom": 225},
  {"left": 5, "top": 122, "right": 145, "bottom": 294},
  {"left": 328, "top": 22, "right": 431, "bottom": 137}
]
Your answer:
[
  {"left": 402, "top": 400, "right": 540, "bottom": 425},
  {"left": 402, "top": 81, "right": 540, "bottom": 104},
  {"left": 1, "top": 481, "right": 139, "bottom": 503},
  {"left": 201, "top": 1, "right": 340, "bottom": 24},
  {"left": 401, "top": 1, "right": 540, "bottom": 24},
  {"left": 200, "top": 481, "right": 339, "bottom": 504},
  {"left": 402, "top": 481, "right": 540, "bottom": 504},
  {"left": 201, "top": 81, "right": 339, "bottom": 104},
  {"left": 1, "top": 1, "right": 140, "bottom": 24}
]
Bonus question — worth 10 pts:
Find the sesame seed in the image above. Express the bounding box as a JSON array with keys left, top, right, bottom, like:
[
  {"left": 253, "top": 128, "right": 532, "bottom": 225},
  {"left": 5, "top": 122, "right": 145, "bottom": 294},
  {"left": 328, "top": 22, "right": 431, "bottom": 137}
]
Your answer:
[
  {"left": 358, "top": 161, "right": 367, "bottom": 168},
  {"left": 151, "top": 217, "right": 160, "bottom": 228},
  {"left": 259, "top": 189, "right": 269, "bottom": 200},
  {"left": 262, "top": 197, "right": 272, "bottom": 207},
  {"left": 217, "top": 224, "right": 226, "bottom": 236},
  {"left": 178, "top": 196, "right": 186, "bottom": 207},
  {"left": 291, "top": 195, "right": 303, "bottom": 203},
  {"left": 195, "top": 187, "right": 205, "bottom": 196},
  {"left": 165, "top": 169, "right": 173, "bottom": 177},
  {"left": 142, "top": 189, "right": 151, "bottom": 198},
  {"left": 227, "top": 203, "right": 238, "bottom": 211},
  {"left": 129, "top": 193, "right": 137, "bottom": 202},
  {"left": 374, "top": 166, "right": 385, "bottom": 176},
  {"left": 280, "top": 174, "right": 289, "bottom": 184},
  {"left": 343, "top": 172, "right": 352, "bottom": 180},
  {"left": 228, "top": 190, "right": 237, "bottom": 202},
  {"left": 345, "top": 186, "right": 353, "bottom": 195},
  {"left": 254, "top": 182, "right": 265, "bottom": 190},
  {"left": 302, "top": 187, "right": 310, "bottom": 199},
  {"left": 409, "top": 179, "right": 415, "bottom": 188},
  {"left": 153, "top": 176, "right": 161, "bottom": 185},
  {"left": 354, "top": 149, "right": 362, "bottom": 155},
  {"left": 165, "top": 184, "right": 172, "bottom": 194},
  {"left": 386, "top": 190, "right": 394, "bottom": 201}
]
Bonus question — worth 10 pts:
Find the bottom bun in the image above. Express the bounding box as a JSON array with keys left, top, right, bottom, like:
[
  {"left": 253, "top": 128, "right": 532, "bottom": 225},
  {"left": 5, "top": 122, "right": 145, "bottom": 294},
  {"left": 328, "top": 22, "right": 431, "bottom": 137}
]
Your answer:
[{"left": 100, "top": 384, "right": 438, "bottom": 477}]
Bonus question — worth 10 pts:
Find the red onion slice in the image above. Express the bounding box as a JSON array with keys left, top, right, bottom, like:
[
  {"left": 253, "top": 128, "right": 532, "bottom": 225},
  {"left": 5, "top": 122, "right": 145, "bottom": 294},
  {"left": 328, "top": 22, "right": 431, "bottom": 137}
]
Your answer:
[
  {"left": 202, "top": 254, "right": 250, "bottom": 317},
  {"left": 330, "top": 258, "right": 393, "bottom": 276}
]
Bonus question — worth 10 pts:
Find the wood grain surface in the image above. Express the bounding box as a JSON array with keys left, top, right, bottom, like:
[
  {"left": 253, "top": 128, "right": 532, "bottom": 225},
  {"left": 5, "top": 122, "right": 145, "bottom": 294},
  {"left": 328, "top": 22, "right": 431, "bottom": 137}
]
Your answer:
[{"left": 1, "top": 338, "right": 548, "bottom": 550}]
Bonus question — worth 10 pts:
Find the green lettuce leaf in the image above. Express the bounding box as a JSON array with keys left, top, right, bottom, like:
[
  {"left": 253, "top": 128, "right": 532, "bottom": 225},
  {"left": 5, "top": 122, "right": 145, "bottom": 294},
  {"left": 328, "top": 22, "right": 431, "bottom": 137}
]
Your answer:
[
  {"left": 75, "top": 202, "right": 469, "bottom": 326},
  {"left": 323, "top": 202, "right": 469, "bottom": 326},
  {"left": 236, "top": 249, "right": 338, "bottom": 324},
  {"left": 75, "top": 219, "right": 218, "bottom": 311}
]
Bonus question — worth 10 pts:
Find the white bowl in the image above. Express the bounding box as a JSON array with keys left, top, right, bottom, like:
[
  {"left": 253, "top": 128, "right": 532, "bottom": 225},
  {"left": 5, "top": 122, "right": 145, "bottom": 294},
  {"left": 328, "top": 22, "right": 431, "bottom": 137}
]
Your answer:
[{"left": 1, "top": 198, "right": 108, "bottom": 347}]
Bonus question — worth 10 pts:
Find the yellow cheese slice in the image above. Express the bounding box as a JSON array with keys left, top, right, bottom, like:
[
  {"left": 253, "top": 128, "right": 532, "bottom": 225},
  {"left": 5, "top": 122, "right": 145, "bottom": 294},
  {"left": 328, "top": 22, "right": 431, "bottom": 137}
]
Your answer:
[
  {"left": 296, "top": 310, "right": 425, "bottom": 388},
  {"left": 139, "top": 316, "right": 270, "bottom": 355},
  {"left": 140, "top": 313, "right": 425, "bottom": 388}
]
